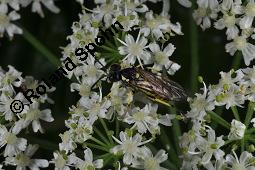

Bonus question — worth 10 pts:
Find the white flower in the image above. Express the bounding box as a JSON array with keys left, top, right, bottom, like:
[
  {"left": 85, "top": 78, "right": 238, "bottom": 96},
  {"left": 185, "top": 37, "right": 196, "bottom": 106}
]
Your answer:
[
  {"left": 240, "top": 0, "right": 255, "bottom": 29},
  {"left": 0, "top": 92, "right": 25, "bottom": 121},
  {"left": 214, "top": 13, "right": 239, "bottom": 40},
  {"left": 226, "top": 151, "right": 255, "bottom": 169},
  {"left": 118, "top": 32, "right": 151, "bottom": 66},
  {"left": 187, "top": 82, "right": 215, "bottom": 122},
  {"left": 0, "top": 0, "right": 20, "bottom": 11},
  {"left": 59, "top": 130, "right": 76, "bottom": 152},
  {"left": 51, "top": 151, "right": 76, "bottom": 170},
  {"left": 225, "top": 35, "right": 255, "bottom": 65},
  {"left": 74, "top": 56, "right": 106, "bottom": 86},
  {"left": 195, "top": 127, "right": 225, "bottom": 164},
  {"left": 111, "top": 131, "right": 152, "bottom": 165},
  {"left": 13, "top": 101, "right": 54, "bottom": 133},
  {"left": 124, "top": 104, "right": 159, "bottom": 134},
  {"left": 73, "top": 148, "right": 103, "bottom": 170},
  {"left": 5, "top": 144, "right": 49, "bottom": 169},
  {"left": 65, "top": 114, "right": 97, "bottom": 143},
  {"left": 228, "top": 119, "right": 246, "bottom": 140},
  {"left": 109, "top": 82, "right": 133, "bottom": 116},
  {"left": 0, "top": 125, "right": 27, "bottom": 157},
  {"left": 148, "top": 42, "right": 181, "bottom": 75},
  {"left": 20, "top": 0, "right": 60, "bottom": 18},
  {"left": 140, "top": 11, "right": 168, "bottom": 40},
  {"left": 193, "top": 1, "right": 219, "bottom": 30},
  {"left": 0, "top": 9, "right": 22, "bottom": 38},
  {"left": 79, "top": 92, "right": 111, "bottom": 119},
  {"left": 131, "top": 147, "right": 168, "bottom": 170}
]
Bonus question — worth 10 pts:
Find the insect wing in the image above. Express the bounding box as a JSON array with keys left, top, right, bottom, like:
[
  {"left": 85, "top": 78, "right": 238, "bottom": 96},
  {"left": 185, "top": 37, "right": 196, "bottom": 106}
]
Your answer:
[{"left": 135, "top": 68, "right": 187, "bottom": 101}]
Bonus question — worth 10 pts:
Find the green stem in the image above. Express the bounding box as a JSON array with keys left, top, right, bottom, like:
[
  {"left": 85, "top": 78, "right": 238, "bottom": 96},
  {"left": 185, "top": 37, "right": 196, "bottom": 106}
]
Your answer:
[
  {"left": 247, "top": 128, "right": 255, "bottom": 134},
  {"left": 100, "top": 45, "right": 118, "bottom": 53},
  {"left": 207, "top": 111, "right": 231, "bottom": 129},
  {"left": 169, "top": 107, "right": 181, "bottom": 160},
  {"left": 22, "top": 28, "right": 60, "bottom": 67},
  {"left": 90, "top": 137, "right": 108, "bottom": 147},
  {"left": 115, "top": 118, "right": 120, "bottom": 136},
  {"left": 160, "top": 127, "right": 180, "bottom": 165},
  {"left": 190, "top": 2, "right": 199, "bottom": 94},
  {"left": 95, "top": 153, "right": 112, "bottom": 160},
  {"left": 245, "top": 102, "right": 255, "bottom": 127},
  {"left": 85, "top": 142, "right": 109, "bottom": 152},
  {"left": 231, "top": 106, "right": 240, "bottom": 121},
  {"left": 94, "top": 127, "right": 111, "bottom": 146},
  {"left": 100, "top": 118, "right": 114, "bottom": 144},
  {"left": 231, "top": 51, "right": 242, "bottom": 70}
]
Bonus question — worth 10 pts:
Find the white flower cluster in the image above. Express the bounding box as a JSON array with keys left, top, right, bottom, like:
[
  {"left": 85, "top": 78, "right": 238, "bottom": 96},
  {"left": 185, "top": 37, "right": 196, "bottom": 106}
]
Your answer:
[
  {"left": 0, "top": 65, "right": 54, "bottom": 169},
  {"left": 188, "top": 0, "right": 255, "bottom": 66},
  {"left": 180, "top": 66, "right": 255, "bottom": 169},
  {"left": 0, "top": 0, "right": 60, "bottom": 38},
  {"left": 56, "top": 0, "right": 188, "bottom": 169}
]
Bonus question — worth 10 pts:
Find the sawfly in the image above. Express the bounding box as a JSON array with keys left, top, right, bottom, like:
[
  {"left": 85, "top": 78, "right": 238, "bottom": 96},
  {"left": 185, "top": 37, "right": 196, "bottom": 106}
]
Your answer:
[{"left": 107, "top": 64, "right": 187, "bottom": 106}]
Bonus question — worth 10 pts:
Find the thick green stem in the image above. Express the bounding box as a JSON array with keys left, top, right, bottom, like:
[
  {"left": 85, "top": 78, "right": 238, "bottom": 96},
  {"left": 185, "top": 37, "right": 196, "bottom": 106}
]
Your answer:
[
  {"left": 90, "top": 137, "right": 108, "bottom": 147},
  {"left": 207, "top": 111, "right": 231, "bottom": 129},
  {"left": 100, "top": 118, "right": 114, "bottom": 144},
  {"left": 231, "top": 52, "right": 242, "bottom": 70},
  {"left": 22, "top": 28, "right": 60, "bottom": 67},
  {"left": 169, "top": 107, "right": 182, "bottom": 160},
  {"left": 85, "top": 142, "right": 109, "bottom": 152},
  {"left": 94, "top": 127, "right": 111, "bottom": 146},
  {"left": 231, "top": 106, "right": 240, "bottom": 121},
  {"left": 160, "top": 127, "right": 180, "bottom": 166},
  {"left": 245, "top": 102, "right": 255, "bottom": 127},
  {"left": 190, "top": 2, "right": 199, "bottom": 94}
]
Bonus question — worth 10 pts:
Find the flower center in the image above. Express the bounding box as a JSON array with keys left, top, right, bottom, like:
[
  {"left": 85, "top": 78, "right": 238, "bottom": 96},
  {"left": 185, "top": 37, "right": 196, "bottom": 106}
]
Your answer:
[
  {"left": 133, "top": 111, "right": 145, "bottom": 121},
  {"left": 147, "top": 19, "right": 157, "bottom": 29},
  {"left": 5, "top": 132, "right": 17, "bottom": 145},
  {"left": 27, "top": 109, "right": 40, "bottom": 120},
  {"left": 144, "top": 158, "right": 159, "bottom": 170},
  {"left": 16, "top": 153, "right": 30, "bottom": 167},
  {"left": 246, "top": 2, "right": 255, "bottom": 16},
  {"left": 123, "top": 140, "right": 138, "bottom": 153},
  {"left": 55, "top": 155, "right": 66, "bottom": 169},
  {"left": 154, "top": 52, "right": 167, "bottom": 65},
  {"left": 232, "top": 163, "right": 246, "bottom": 170},
  {"left": 223, "top": 14, "right": 235, "bottom": 27},
  {"left": 234, "top": 36, "right": 247, "bottom": 50},
  {"left": 129, "top": 44, "right": 142, "bottom": 56},
  {"left": 86, "top": 66, "right": 98, "bottom": 77},
  {"left": 79, "top": 85, "right": 91, "bottom": 97},
  {"left": 0, "top": 13, "right": 9, "bottom": 27},
  {"left": 196, "top": 7, "right": 207, "bottom": 17}
]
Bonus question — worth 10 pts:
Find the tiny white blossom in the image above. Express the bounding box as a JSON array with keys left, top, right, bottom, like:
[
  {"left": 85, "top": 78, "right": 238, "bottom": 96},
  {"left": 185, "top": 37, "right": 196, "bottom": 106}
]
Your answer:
[
  {"left": 226, "top": 151, "right": 255, "bottom": 169},
  {"left": 0, "top": 9, "right": 22, "bottom": 38},
  {"left": 73, "top": 148, "right": 103, "bottom": 170},
  {"left": 228, "top": 119, "right": 246, "bottom": 140},
  {"left": 20, "top": 0, "right": 60, "bottom": 18},
  {"left": 118, "top": 32, "right": 151, "bottom": 66},
  {"left": 225, "top": 35, "right": 255, "bottom": 65},
  {"left": 0, "top": 125, "right": 27, "bottom": 157},
  {"left": 5, "top": 144, "right": 49, "bottom": 170},
  {"left": 132, "top": 147, "right": 168, "bottom": 170},
  {"left": 240, "top": 0, "right": 255, "bottom": 29},
  {"left": 111, "top": 131, "right": 152, "bottom": 165}
]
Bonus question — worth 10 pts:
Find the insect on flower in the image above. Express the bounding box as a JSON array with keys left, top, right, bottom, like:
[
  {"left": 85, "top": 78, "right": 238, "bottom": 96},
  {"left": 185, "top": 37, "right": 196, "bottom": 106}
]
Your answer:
[{"left": 107, "top": 64, "right": 187, "bottom": 106}]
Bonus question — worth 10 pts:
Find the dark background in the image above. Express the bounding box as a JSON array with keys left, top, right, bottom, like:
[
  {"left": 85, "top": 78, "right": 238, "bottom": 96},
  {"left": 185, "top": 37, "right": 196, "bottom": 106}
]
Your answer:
[{"left": 0, "top": 0, "right": 247, "bottom": 167}]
